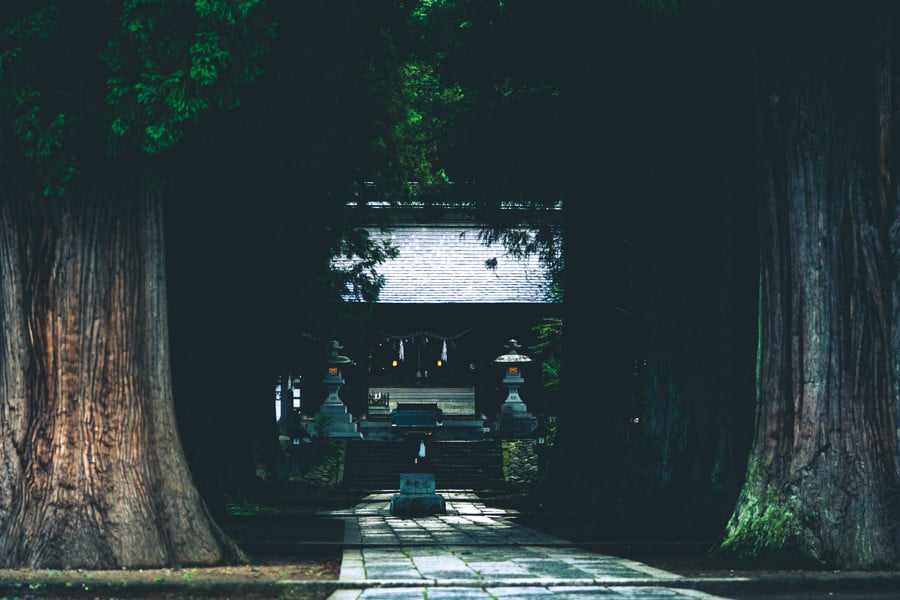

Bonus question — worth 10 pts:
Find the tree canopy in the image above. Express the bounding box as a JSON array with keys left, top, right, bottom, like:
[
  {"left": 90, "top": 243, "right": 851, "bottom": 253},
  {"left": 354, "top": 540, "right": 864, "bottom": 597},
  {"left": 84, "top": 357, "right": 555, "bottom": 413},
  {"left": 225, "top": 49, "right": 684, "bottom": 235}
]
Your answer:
[{"left": 0, "top": 2, "right": 272, "bottom": 194}]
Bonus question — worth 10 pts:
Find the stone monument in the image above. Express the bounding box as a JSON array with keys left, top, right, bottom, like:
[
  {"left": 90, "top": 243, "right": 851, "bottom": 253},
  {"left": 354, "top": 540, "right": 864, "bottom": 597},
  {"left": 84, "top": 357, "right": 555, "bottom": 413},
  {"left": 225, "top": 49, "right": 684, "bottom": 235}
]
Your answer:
[{"left": 389, "top": 403, "right": 446, "bottom": 516}]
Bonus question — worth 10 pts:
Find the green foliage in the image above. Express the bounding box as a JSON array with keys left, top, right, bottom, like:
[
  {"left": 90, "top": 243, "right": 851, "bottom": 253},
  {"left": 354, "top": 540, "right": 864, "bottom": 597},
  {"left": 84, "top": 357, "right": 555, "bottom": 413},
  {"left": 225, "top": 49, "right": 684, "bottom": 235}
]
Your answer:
[
  {"left": 400, "top": 61, "right": 462, "bottom": 174},
  {"left": 1, "top": 5, "right": 72, "bottom": 194},
  {"left": 0, "top": 1, "right": 273, "bottom": 195},
  {"left": 532, "top": 315, "right": 562, "bottom": 394},
  {"left": 103, "top": 0, "right": 273, "bottom": 154}
]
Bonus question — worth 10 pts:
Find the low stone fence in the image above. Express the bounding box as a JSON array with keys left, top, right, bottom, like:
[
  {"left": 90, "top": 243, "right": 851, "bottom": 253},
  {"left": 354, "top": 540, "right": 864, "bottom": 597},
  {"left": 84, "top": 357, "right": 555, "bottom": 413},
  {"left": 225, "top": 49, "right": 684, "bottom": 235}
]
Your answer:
[{"left": 502, "top": 440, "right": 550, "bottom": 488}]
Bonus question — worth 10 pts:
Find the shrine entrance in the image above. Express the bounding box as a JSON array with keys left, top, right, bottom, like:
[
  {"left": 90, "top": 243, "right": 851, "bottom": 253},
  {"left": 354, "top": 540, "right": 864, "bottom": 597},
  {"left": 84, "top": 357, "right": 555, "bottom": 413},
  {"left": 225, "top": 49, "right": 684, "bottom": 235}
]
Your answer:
[{"left": 367, "top": 328, "right": 478, "bottom": 389}]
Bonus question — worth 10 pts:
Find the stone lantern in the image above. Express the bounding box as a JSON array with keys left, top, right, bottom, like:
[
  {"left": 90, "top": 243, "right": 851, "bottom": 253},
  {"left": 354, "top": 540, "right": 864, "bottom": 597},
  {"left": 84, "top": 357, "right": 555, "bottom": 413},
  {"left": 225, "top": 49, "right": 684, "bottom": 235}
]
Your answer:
[
  {"left": 492, "top": 339, "right": 537, "bottom": 439},
  {"left": 313, "top": 340, "right": 362, "bottom": 438}
]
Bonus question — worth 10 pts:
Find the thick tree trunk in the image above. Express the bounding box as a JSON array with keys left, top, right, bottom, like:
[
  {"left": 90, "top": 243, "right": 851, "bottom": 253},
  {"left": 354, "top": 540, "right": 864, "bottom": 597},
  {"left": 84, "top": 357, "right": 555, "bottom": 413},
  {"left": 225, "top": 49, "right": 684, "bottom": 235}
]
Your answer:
[
  {"left": 0, "top": 189, "right": 245, "bottom": 569},
  {"left": 718, "top": 3, "right": 900, "bottom": 568}
]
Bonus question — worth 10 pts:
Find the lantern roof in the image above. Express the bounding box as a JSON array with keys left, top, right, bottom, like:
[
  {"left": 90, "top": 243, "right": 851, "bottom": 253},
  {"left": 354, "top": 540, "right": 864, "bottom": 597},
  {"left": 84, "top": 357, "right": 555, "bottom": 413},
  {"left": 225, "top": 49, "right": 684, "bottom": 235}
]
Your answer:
[
  {"left": 327, "top": 340, "right": 353, "bottom": 365},
  {"left": 492, "top": 339, "right": 532, "bottom": 364}
]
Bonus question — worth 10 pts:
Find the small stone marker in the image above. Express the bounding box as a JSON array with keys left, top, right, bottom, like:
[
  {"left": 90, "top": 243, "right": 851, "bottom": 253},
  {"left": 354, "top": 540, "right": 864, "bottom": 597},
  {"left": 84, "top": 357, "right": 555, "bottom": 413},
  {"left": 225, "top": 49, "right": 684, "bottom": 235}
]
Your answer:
[
  {"left": 390, "top": 472, "right": 446, "bottom": 516},
  {"left": 399, "top": 472, "right": 436, "bottom": 495}
]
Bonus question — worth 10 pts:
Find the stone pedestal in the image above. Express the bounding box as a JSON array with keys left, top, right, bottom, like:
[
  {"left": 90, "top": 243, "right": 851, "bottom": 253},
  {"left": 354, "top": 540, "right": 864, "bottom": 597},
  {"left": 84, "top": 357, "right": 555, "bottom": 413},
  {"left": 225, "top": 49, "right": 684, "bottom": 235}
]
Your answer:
[
  {"left": 390, "top": 472, "right": 446, "bottom": 517},
  {"left": 496, "top": 401, "right": 538, "bottom": 439},
  {"left": 316, "top": 402, "right": 362, "bottom": 439},
  {"left": 314, "top": 366, "right": 362, "bottom": 439}
]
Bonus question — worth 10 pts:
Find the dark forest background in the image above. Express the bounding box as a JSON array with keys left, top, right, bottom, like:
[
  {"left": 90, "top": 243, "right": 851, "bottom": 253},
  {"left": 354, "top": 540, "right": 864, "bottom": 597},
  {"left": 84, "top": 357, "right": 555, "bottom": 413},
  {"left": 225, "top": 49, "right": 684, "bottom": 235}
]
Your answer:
[
  {"left": 161, "top": 0, "right": 763, "bottom": 539},
  {"left": 4, "top": 0, "right": 898, "bottom": 569}
]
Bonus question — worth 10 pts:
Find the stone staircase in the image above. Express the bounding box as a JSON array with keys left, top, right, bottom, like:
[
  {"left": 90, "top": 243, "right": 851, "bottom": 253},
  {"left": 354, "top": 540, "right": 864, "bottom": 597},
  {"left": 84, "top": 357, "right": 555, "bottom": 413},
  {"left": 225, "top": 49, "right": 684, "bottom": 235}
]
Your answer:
[{"left": 342, "top": 440, "right": 505, "bottom": 491}]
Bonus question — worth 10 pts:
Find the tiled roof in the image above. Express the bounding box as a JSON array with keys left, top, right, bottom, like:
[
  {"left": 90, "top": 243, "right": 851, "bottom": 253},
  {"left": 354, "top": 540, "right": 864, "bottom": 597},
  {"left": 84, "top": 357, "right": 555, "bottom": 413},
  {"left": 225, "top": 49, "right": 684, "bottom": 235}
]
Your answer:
[{"left": 336, "top": 225, "right": 555, "bottom": 304}]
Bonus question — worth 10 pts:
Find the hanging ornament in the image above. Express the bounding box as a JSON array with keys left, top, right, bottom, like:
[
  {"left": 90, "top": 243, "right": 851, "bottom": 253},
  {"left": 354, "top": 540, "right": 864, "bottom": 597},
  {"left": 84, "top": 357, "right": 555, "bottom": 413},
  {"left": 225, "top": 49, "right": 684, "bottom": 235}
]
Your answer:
[
  {"left": 418, "top": 441, "right": 426, "bottom": 459},
  {"left": 399, "top": 339, "right": 405, "bottom": 362},
  {"left": 441, "top": 340, "right": 448, "bottom": 362}
]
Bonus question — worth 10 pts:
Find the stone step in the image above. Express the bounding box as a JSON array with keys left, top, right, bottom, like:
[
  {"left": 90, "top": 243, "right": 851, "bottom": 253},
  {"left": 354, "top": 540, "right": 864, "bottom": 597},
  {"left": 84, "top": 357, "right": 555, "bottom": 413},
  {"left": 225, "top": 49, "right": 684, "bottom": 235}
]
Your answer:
[{"left": 343, "top": 441, "right": 504, "bottom": 490}]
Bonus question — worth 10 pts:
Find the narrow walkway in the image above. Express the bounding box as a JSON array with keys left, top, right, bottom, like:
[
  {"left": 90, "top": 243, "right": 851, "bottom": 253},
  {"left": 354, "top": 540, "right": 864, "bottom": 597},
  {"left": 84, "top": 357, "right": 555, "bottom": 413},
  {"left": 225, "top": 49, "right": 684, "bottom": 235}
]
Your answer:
[{"left": 322, "top": 490, "right": 733, "bottom": 599}]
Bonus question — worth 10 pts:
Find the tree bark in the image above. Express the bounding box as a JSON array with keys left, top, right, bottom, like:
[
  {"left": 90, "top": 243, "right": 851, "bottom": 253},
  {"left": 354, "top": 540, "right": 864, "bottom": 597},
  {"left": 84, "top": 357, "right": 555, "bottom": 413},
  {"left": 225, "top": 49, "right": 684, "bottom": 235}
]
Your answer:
[
  {"left": 0, "top": 188, "right": 245, "bottom": 568},
  {"left": 718, "top": 2, "right": 900, "bottom": 568}
]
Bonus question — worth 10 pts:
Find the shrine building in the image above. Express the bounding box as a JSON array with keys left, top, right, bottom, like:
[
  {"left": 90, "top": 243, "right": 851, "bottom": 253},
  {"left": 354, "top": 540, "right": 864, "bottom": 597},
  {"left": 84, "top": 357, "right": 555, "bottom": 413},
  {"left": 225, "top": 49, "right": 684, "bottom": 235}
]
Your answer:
[{"left": 280, "top": 202, "right": 561, "bottom": 443}]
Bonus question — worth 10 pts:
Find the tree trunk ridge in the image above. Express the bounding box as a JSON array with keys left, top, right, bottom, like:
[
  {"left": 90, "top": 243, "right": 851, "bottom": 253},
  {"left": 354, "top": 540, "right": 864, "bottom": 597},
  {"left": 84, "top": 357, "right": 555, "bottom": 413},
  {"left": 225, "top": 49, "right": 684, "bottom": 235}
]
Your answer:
[{"left": 0, "top": 190, "right": 244, "bottom": 568}]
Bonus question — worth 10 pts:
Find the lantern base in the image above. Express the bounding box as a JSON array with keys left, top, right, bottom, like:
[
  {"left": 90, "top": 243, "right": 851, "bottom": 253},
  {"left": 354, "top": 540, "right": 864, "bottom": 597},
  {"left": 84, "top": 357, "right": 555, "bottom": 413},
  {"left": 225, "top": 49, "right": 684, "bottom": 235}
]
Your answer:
[
  {"left": 495, "top": 405, "right": 537, "bottom": 439},
  {"left": 313, "top": 403, "right": 363, "bottom": 439}
]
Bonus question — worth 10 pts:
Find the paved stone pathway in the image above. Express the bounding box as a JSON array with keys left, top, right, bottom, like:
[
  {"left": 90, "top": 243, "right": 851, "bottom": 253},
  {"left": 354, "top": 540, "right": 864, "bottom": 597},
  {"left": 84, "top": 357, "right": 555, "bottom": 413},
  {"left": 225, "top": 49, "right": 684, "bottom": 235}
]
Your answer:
[{"left": 322, "top": 490, "right": 733, "bottom": 599}]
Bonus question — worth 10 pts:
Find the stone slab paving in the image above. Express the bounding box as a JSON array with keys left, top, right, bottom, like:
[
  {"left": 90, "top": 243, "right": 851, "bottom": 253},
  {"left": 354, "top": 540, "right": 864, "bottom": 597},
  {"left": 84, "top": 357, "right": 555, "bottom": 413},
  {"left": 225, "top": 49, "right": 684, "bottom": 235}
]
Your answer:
[{"left": 322, "top": 490, "right": 733, "bottom": 599}]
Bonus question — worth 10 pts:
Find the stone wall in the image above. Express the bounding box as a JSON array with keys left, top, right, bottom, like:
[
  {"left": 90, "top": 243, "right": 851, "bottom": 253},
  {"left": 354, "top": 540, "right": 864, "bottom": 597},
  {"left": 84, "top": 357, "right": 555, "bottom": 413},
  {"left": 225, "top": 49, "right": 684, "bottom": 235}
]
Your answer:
[
  {"left": 501, "top": 440, "right": 550, "bottom": 488},
  {"left": 285, "top": 438, "right": 347, "bottom": 488}
]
